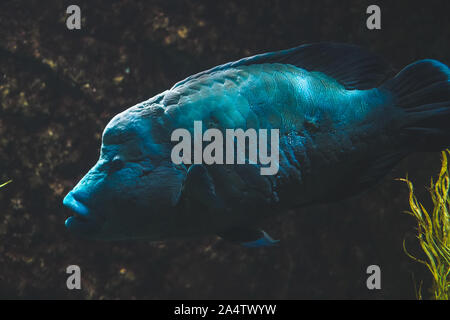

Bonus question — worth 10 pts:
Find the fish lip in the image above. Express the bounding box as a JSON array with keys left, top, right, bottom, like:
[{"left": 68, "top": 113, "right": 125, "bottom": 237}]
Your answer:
[
  {"left": 63, "top": 192, "right": 103, "bottom": 235},
  {"left": 63, "top": 192, "right": 90, "bottom": 216}
]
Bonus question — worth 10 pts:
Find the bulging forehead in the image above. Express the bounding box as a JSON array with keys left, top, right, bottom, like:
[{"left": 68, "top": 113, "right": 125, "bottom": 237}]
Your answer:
[{"left": 102, "top": 106, "right": 153, "bottom": 145}]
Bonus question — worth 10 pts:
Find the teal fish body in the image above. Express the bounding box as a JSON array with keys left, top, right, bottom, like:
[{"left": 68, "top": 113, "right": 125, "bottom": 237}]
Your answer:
[
  {"left": 163, "top": 63, "right": 391, "bottom": 205},
  {"left": 63, "top": 43, "right": 450, "bottom": 245}
]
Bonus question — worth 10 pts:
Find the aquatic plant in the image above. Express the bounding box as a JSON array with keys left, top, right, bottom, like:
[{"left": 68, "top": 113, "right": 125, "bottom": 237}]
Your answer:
[
  {"left": 399, "top": 150, "right": 450, "bottom": 300},
  {"left": 0, "top": 180, "right": 12, "bottom": 188}
]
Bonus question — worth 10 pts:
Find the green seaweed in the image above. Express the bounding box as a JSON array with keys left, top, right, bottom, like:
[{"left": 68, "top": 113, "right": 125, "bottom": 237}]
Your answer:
[
  {"left": 0, "top": 180, "right": 12, "bottom": 188},
  {"left": 399, "top": 150, "right": 450, "bottom": 300}
]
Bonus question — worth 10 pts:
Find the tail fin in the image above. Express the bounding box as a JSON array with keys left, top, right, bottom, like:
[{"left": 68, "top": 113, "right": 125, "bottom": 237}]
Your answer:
[{"left": 381, "top": 59, "right": 450, "bottom": 152}]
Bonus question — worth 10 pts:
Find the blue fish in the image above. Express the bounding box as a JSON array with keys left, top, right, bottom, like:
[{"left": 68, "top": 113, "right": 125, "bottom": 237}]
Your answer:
[{"left": 63, "top": 43, "right": 450, "bottom": 246}]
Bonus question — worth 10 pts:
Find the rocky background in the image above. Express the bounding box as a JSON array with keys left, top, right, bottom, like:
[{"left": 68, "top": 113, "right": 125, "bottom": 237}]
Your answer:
[{"left": 0, "top": 0, "right": 448, "bottom": 299}]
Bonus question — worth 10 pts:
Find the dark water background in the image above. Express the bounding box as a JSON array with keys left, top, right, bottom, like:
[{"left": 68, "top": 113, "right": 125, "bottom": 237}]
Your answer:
[{"left": 0, "top": 0, "right": 449, "bottom": 299}]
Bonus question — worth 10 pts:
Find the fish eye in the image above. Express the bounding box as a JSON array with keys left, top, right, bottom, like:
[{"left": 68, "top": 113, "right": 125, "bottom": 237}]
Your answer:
[{"left": 109, "top": 157, "right": 124, "bottom": 172}]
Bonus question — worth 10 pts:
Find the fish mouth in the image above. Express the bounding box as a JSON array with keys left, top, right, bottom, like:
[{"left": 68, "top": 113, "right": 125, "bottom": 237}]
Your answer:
[{"left": 63, "top": 192, "right": 103, "bottom": 236}]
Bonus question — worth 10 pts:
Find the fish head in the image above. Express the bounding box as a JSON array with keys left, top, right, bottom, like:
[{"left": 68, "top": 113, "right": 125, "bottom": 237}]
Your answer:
[{"left": 63, "top": 104, "right": 186, "bottom": 240}]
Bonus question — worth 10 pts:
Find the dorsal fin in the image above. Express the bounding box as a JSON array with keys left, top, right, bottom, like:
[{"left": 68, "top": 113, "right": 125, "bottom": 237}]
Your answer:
[{"left": 172, "top": 42, "right": 390, "bottom": 90}]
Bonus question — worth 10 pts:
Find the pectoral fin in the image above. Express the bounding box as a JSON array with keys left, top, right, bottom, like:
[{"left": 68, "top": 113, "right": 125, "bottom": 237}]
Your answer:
[{"left": 178, "top": 164, "right": 222, "bottom": 211}]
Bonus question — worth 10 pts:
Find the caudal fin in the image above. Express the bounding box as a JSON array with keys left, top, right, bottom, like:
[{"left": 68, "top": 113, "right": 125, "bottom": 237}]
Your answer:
[{"left": 381, "top": 59, "right": 450, "bottom": 152}]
